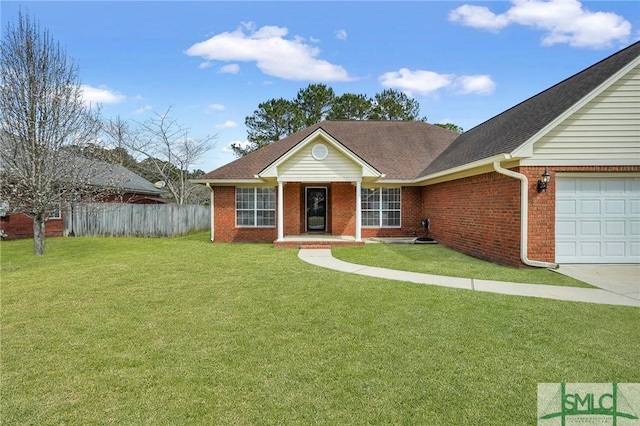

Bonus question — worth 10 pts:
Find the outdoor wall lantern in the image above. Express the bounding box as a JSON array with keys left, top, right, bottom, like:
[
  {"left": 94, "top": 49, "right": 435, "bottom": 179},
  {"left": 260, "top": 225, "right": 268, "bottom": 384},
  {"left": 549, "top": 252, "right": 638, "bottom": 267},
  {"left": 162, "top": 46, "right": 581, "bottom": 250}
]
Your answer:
[{"left": 537, "top": 168, "right": 551, "bottom": 193}]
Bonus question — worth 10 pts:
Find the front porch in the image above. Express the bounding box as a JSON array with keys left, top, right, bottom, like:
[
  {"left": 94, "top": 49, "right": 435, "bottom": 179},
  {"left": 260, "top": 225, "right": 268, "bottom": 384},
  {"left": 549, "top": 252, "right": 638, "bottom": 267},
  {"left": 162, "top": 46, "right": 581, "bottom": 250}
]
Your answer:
[{"left": 274, "top": 234, "right": 366, "bottom": 249}]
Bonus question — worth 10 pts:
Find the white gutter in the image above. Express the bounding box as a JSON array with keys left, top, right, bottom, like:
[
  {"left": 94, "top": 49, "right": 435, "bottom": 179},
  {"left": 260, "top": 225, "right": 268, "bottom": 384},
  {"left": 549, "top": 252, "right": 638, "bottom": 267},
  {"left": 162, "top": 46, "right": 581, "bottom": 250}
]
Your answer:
[
  {"left": 192, "top": 178, "right": 264, "bottom": 186},
  {"left": 205, "top": 183, "right": 214, "bottom": 242},
  {"left": 412, "top": 154, "right": 512, "bottom": 185},
  {"left": 493, "top": 161, "right": 557, "bottom": 269}
]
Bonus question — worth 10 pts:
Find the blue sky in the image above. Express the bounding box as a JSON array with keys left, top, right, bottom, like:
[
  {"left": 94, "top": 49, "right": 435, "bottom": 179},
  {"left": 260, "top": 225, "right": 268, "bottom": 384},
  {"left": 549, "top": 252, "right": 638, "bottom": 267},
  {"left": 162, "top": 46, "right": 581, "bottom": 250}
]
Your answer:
[{"left": 2, "top": 1, "right": 639, "bottom": 171}]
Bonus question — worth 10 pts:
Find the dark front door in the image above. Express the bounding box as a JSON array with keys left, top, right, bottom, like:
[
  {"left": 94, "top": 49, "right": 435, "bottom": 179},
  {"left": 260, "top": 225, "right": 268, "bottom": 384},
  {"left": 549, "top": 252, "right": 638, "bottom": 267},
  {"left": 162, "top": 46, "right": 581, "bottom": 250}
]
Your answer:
[{"left": 306, "top": 187, "right": 326, "bottom": 232}]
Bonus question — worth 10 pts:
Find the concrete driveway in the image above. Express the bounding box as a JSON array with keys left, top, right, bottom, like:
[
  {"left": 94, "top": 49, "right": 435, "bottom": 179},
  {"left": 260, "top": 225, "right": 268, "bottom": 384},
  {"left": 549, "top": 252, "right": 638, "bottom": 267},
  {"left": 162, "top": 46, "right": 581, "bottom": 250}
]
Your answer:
[{"left": 555, "top": 264, "right": 640, "bottom": 302}]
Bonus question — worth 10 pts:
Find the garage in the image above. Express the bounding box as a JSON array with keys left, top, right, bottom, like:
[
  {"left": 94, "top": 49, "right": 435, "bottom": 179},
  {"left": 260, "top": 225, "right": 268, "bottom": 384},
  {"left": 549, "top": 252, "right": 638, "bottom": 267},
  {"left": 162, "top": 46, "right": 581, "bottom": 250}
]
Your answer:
[{"left": 555, "top": 175, "right": 640, "bottom": 263}]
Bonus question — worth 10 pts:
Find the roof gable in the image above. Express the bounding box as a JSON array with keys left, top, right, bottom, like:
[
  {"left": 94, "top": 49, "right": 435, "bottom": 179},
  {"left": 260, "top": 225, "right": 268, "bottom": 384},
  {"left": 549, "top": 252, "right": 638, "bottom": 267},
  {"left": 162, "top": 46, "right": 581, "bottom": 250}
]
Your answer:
[
  {"left": 198, "top": 121, "right": 459, "bottom": 182},
  {"left": 524, "top": 62, "right": 640, "bottom": 165},
  {"left": 259, "top": 128, "right": 381, "bottom": 181},
  {"left": 422, "top": 41, "right": 640, "bottom": 177}
]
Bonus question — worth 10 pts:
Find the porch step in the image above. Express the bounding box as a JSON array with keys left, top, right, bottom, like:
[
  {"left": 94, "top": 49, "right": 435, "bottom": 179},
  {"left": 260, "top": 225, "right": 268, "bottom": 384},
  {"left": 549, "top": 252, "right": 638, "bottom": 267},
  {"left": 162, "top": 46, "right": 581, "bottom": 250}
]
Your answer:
[{"left": 299, "top": 244, "right": 333, "bottom": 250}]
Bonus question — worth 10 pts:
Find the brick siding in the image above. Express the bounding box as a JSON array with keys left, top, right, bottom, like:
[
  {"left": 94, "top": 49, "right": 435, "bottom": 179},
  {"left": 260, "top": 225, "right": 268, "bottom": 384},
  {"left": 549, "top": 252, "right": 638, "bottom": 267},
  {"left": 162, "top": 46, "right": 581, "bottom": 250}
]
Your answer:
[
  {"left": 422, "top": 171, "right": 523, "bottom": 266},
  {"left": 211, "top": 166, "right": 640, "bottom": 264},
  {"left": 422, "top": 165, "right": 640, "bottom": 266},
  {"left": 329, "top": 182, "right": 355, "bottom": 236},
  {"left": 212, "top": 186, "right": 277, "bottom": 242},
  {"left": 1, "top": 213, "right": 63, "bottom": 240},
  {"left": 212, "top": 183, "right": 426, "bottom": 243}
]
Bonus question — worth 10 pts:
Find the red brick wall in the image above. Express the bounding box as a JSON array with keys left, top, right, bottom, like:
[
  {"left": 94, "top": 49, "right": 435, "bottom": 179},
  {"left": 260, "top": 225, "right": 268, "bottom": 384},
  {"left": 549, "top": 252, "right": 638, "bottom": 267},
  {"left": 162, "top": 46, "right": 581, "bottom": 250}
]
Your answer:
[
  {"left": 312, "top": 184, "right": 425, "bottom": 239},
  {"left": 402, "top": 186, "right": 425, "bottom": 234},
  {"left": 330, "top": 182, "right": 355, "bottom": 236},
  {"left": 211, "top": 167, "right": 640, "bottom": 253},
  {"left": 212, "top": 186, "right": 277, "bottom": 242},
  {"left": 422, "top": 171, "right": 522, "bottom": 266},
  {"left": 422, "top": 165, "right": 640, "bottom": 266},
  {"left": 1, "top": 213, "right": 63, "bottom": 240},
  {"left": 361, "top": 186, "right": 424, "bottom": 238},
  {"left": 522, "top": 166, "right": 555, "bottom": 263},
  {"left": 211, "top": 183, "right": 426, "bottom": 242},
  {"left": 284, "top": 183, "right": 302, "bottom": 235}
]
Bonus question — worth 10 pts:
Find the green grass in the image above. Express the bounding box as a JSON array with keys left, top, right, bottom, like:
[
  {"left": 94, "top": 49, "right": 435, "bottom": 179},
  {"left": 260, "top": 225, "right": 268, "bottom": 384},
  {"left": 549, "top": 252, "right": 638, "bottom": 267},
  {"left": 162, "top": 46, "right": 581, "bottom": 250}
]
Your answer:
[
  {"left": 334, "top": 243, "right": 591, "bottom": 287},
  {"left": 2, "top": 233, "right": 638, "bottom": 424}
]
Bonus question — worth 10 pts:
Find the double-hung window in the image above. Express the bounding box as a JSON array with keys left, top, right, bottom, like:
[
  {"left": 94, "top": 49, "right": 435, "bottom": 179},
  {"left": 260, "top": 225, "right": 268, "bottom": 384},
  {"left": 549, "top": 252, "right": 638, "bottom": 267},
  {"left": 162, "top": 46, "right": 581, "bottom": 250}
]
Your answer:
[
  {"left": 361, "top": 187, "right": 401, "bottom": 227},
  {"left": 236, "top": 187, "right": 276, "bottom": 227},
  {"left": 48, "top": 203, "right": 62, "bottom": 219}
]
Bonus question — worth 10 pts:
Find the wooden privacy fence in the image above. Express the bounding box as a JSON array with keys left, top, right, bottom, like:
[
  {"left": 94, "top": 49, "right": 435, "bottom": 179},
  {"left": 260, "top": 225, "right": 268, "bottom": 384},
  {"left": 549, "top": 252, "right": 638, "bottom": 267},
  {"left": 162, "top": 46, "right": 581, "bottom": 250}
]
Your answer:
[{"left": 63, "top": 203, "right": 210, "bottom": 237}]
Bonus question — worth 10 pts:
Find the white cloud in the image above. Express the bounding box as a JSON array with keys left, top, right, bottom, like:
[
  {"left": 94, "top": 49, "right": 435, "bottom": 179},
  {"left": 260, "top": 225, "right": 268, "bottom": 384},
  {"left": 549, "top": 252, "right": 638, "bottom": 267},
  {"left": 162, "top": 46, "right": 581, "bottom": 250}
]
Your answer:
[
  {"left": 455, "top": 75, "right": 496, "bottom": 95},
  {"left": 222, "top": 140, "right": 250, "bottom": 153},
  {"left": 133, "top": 105, "right": 153, "bottom": 114},
  {"left": 81, "top": 85, "right": 125, "bottom": 105},
  {"left": 217, "top": 120, "right": 238, "bottom": 129},
  {"left": 379, "top": 68, "right": 496, "bottom": 97},
  {"left": 335, "top": 29, "right": 347, "bottom": 41},
  {"left": 449, "top": 4, "right": 509, "bottom": 32},
  {"left": 220, "top": 63, "right": 240, "bottom": 74},
  {"left": 449, "top": 0, "right": 631, "bottom": 48},
  {"left": 379, "top": 68, "right": 455, "bottom": 96},
  {"left": 185, "top": 22, "right": 353, "bottom": 81},
  {"left": 207, "top": 103, "right": 225, "bottom": 112}
]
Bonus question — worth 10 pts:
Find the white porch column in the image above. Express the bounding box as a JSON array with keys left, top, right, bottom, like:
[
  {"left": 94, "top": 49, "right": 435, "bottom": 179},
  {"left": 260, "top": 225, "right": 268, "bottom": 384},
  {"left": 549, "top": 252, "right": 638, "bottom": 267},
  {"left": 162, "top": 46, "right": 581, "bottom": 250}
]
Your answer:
[
  {"left": 277, "top": 181, "right": 284, "bottom": 241},
  {"left": 355, "top": 181, "right": 362, "bottom": 242}
]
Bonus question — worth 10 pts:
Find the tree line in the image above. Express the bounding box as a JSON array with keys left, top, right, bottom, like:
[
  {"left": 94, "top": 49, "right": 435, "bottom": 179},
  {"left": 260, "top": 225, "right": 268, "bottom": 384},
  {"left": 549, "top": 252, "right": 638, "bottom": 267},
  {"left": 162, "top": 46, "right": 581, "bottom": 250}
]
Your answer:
[{"left": 233, "top": 84, "right": 463, "bottom": 157}]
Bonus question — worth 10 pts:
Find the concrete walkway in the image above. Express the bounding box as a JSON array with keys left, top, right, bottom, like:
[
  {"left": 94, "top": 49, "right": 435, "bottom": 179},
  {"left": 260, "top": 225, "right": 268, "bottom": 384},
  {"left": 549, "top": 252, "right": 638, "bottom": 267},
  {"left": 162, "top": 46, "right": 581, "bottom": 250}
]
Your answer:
[{"left": 298, "top": 249, "right": 640, "bottom": 307}]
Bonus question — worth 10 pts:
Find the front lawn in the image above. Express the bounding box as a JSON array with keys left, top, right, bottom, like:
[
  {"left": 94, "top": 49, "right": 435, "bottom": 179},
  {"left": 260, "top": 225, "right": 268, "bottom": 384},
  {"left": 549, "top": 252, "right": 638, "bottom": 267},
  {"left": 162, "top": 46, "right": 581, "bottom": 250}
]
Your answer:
[
  {"left": 2, "top": 233, "right": 637, "bottom": 424},
  {"left": 334, "top": 242, "right": 590, "bottom": 287}
]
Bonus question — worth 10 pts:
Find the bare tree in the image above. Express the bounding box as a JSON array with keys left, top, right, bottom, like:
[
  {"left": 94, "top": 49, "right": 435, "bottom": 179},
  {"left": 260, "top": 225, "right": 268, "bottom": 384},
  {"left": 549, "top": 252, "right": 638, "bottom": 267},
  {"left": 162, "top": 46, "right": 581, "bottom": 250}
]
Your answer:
[
  {"left": 0, "top": 11, "right": 104, "bottom": 255},
  {"left": 102, "top": 115, "right": 138, "bottom": 168},
  {"left": 128, "top": 107, "right": 216, "bottom": 205}
]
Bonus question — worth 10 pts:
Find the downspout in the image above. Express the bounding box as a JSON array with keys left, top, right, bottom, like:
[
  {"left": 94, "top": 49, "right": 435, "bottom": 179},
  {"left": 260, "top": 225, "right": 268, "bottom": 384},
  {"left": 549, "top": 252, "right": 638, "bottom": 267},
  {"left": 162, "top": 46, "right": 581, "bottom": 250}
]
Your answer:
[
  {"left": 493, "top": 161, "right": 557, "bottom": 269},
  {"left": 205, "top": 183, "right": 214, "bottom": 242}
]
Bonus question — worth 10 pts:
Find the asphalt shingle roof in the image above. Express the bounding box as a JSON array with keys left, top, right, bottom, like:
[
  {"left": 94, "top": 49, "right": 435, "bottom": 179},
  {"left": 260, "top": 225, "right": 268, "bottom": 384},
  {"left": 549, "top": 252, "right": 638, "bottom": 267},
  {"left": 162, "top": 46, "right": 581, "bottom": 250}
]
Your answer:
[
  {"left": 422, "top": 41, "right": 640, "bottom": 177},
  {"left": 200, "top": 120, "right": 459, "bottom": 181},
  {"left": 200, "top": 42, "right": 639, "bottom": 182},
  {"left": 88, "top": 160, "right": 166, "bottom": 195}
]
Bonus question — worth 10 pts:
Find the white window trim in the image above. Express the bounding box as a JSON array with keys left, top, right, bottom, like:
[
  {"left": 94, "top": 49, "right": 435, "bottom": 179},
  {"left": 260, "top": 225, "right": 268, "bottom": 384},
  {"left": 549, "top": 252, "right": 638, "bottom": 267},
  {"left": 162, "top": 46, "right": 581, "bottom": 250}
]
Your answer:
[
  {"left": 48, "top": 203, "right": 62, "bottom": 219},
  {"left": 235, "top": 187, "right": 276, "bottom": 228},
  {"left": 361, "top": 187, "right": 402, "bottom": 228}
]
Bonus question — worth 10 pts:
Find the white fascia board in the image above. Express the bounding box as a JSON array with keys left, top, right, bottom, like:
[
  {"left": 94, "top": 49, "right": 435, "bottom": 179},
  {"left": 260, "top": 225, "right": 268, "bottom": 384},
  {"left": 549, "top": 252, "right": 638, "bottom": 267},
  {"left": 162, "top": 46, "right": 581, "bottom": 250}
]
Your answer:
[
  {"left": 190, "top": 178, "right": 266, "bottom": 186},
  {"left": 412, "top": 154, "right": 514, "bottom": 185},
  {"left": 361, "top": 180, "right": 411, "bottom": 187},
  {"left": 258, "top": 128, "right": 382, "bottom": 179},
  {"left": 511, "top": 55, "right": 640, "bottom": 159}
]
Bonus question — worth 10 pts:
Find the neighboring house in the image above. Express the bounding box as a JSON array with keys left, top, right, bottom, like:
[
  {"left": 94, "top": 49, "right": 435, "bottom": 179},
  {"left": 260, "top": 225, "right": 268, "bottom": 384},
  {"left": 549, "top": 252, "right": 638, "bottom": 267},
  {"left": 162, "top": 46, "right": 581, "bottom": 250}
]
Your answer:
[
  {"left": 195, "top": 41, "right": 640, "bottom": 266},
  {"left": 0, "top": 161, "right": 167, "bottom": 240}
]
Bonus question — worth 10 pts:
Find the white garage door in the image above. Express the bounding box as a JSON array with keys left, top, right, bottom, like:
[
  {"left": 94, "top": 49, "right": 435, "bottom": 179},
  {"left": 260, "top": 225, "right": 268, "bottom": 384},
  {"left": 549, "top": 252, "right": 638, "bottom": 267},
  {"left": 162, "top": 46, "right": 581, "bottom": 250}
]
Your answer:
[{"left": 555, "top": 176, "right": 640, "bottom": 263}]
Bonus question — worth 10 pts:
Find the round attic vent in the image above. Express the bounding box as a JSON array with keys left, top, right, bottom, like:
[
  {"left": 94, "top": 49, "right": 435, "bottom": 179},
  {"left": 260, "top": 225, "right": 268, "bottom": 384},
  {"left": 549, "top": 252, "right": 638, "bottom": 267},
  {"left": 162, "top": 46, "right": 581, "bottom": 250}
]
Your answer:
[{"left": 312, "top": 143, "right": 328, "bottom": 161}]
